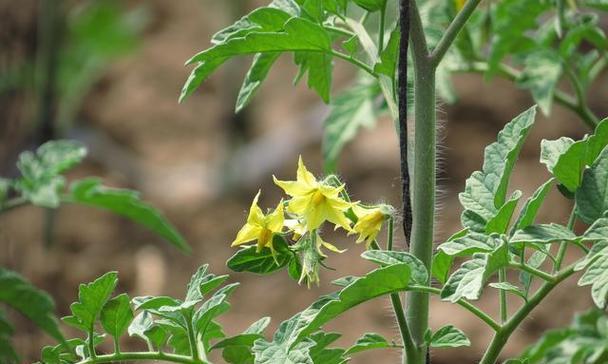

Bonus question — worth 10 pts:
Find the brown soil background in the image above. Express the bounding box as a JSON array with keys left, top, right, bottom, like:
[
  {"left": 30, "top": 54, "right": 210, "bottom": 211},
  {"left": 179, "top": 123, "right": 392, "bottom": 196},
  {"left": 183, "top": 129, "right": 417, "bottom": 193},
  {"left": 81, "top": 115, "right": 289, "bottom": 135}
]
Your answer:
[{"left": 1, "top": 1, "right": 607, "bottom": 363}]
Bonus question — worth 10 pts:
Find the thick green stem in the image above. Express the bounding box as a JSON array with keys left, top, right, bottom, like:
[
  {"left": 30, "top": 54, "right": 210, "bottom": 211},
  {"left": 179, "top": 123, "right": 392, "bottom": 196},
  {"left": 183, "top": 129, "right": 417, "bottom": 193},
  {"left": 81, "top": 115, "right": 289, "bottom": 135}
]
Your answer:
[
  {"left": 186, "top": 314, "right": 200, "bottom": 361},
  {"left": 405, "top": 2, "right": 435, "bottom": 362}
]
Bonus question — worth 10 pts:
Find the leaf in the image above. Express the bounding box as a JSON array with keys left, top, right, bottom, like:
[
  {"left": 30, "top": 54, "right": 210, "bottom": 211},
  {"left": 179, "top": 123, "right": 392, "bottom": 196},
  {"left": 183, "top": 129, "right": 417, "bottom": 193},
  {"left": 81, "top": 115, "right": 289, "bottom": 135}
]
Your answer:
[
  {"left": 0, "top": 268, "right": 64, "bottom": 343},
  {"left": 128, "top": 311, "right": 165, "bottom": 349},
  {"left": 236, "top": 53, "right": 281, "bottom": 113},
  {"left": 253, "top": 339, "right": 315, "bottom": 364},
  {"left": 294, "top": 51, "right": 333, "bottom": 103},
  {"left": 184, "top": 265, "right": 229, "bottom": 303},
  {"left": 584, "top": 218, "right": 608, "bottom": 241},
  {"left": 68, "top": 271, "right": 118, "bottom": 331},
  {"left": 519, "top": 250, "right": 549, "bottom": 298},
  {"left": 374, "top": 28, "right": 399, "bottom": 77},
  {"left": 68, "top": 178, "right": 189, "bottom": 252},
  {"left": 489, "top": 282, "right": 527, "bottom": 300},
  {"left": 510, "top": 224, "right": 578, "bottom": 244},
  {"left": 514, "top": 179, "right": 554, "bottom": 230},
  {"left": 576, "top": 146, "right": 608, "bottom": 224},
  {"left": 100, "top": 293, "right": 133, "bottom": 340},
  {"left": 14, "top": 140, "right": 87, "bottom": 208},
  {"left": 578, "top": 248, "right": 608, "bottom": 308},
  {"left": 486, "top": 190, "right": 522, "bottom": 234},
  {"left": 322, "top": 81, "right": 378, "bottom": 173},
  {"left": 345, "top": 333, "right": 390, "bottom": 355},
  {"left": 459, "top": 107, "right": 537, "bottom": 230},
  {"left": 181, "top": 17, "right": 332, "bottom": 102},
  {"left": 360, "top": 250, "right": 428, "bottom": 284},
  {"left": 441, "top": 245, "right": 509, "bottom": 302},
  {"left": 227, "top": 235, "right": 293, "bottom": 274},
  {"left": 352, "top": 0, "right": 386, "bottom": 12},
  {"left": 429, "top": 325, "right": 471, "bottom": 348},
  {"left": 438, "top": 232, "right": 500, "bottom": 257},
  {"left": 308, "top": 332, "right": 345, "bottom": 364},
  {"left": 0, "top": 311, "right": 17, "bottom": 364},
  {"left": 488, "top": 0, "right": 549, "bottom": 75},
  {"left": 517, "top": 49, "right": 563, "bottom": 115}
]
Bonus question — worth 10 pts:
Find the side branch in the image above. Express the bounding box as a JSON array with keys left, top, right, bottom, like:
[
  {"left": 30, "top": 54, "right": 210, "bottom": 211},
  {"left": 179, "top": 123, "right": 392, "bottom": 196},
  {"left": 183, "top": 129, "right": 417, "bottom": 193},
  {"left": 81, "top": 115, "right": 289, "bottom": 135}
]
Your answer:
[{"left": 430, "top": 0, "right": 483, "bottom": 67}]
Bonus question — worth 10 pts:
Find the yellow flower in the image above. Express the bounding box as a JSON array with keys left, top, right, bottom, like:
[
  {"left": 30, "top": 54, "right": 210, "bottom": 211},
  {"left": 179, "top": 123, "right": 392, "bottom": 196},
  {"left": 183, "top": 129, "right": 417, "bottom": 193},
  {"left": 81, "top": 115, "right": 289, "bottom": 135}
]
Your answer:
[
  {"left": 231, "top": 191, "right": 284, "bottom": 253},
  {"left": 352, "top": 205, "right": 392, "bottom": 248},
  {"left": 315, "top": 233, "right": 346, "bottom": 257},
  {"left": 273, "top": 157, "right": 353, "bottom": 231}
]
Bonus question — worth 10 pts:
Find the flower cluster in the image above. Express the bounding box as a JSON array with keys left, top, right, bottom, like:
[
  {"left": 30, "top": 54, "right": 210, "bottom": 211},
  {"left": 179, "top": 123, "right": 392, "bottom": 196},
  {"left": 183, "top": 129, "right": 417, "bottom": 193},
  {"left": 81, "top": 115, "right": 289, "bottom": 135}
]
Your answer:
[{"left": 231, "top": 157, "right": 394, "bottom": 286}]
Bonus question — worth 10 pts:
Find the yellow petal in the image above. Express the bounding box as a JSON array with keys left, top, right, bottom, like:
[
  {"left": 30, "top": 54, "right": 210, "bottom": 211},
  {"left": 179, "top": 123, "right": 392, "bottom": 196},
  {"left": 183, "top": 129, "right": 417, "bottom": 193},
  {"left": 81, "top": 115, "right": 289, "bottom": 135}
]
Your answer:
[
  {"left": 266, "top": 200, "right": 285, "bottom": 232},
  {"left": 287, "top": 194, "right": 313, "bottom": 215},
  {"left": 305, "top": 203, "right": 325, "bottom": 230},
  {"left": 296, "top": 156, "right": 318, "bottom": 188},
  {"left": 273, "top": 176, "right": 313, "bottom": 196},
  {"left": 232, "top": 223, "right": 262, "bottom": 246},
  {"left": 318, "top": 236, "right": 346, "bottom": 255},
  {"left": 246, "top": 190, "right": 265, "bottom": 225},
  {"left": 324, "top": 201, "right": 353, "bottom": 232}
]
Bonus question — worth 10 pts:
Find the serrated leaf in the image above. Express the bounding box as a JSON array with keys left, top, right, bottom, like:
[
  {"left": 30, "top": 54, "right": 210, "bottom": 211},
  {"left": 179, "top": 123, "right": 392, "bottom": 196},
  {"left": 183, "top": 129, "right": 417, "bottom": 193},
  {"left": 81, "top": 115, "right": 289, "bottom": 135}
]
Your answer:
[
  {"left": 100, "top": 293, "right": 133, "bottom": 340},
  {"left": 584, "top": 218, "right": 608, "bottom": 241},
  {"left": 253, "top": 339, "right": 315, "bottom": 364},
  {"left": 184, "top": 265, "right": 229, "bottom": 303},
  {"left": 14, "top": 140, "right": 87, "bottom": 208},
  {"left": 308, "top": 332, "right": 345, "bottom": 364},
  {"left": 69, "top": 271, "right": 118, "bottom": 331},
  {"left": 374, "top": 27, "right": 399, "bottom": 77},
  {"left": 345, "top": 333, "right": 390, "bottom": 355},
  {"left": 68, "top": 178, "right": 189, "bottom": 252},
  {"left": 322, "top": 81, "right": 378, "bottom": 173},
  {"left": 131, "top": 296, "right": 181, "bottom": 311},
  {"left": 578, "top": 249, "right": 608, "bottom": 308},
  {"left": 429, "top": 325, "right": 471, "bottom": 348},
  {"left": 459, "top": 107, "right": 537, "bottom": 230},
  {"left": 294, "top": 51, "right": 333, "bottom": 103},
  {"left": 517, "top": 49, "right": 562, "bottom": 115},
  {"left": 0, "top": 268, "right": 64, "bottom": 343},
  {"left": 227, "top": 235, "right": 292, "bottom": 274},
  {"left": 486, "top": 190, "right": 522, "bottom": 234},
  {"left": 438, "top": 232, "right": 499, "bottom": 257},
  {"left": 441, "top": 244, "right": 509, "bottom": 302},
  {"left": 128, "top": 311, "right": 168, "bottom": 350},
  {"left": 576, "top": 146, "right": 608, "bottom": 224},
  {"left": 360, "top": 250, "right": 428, "bottom": 284},
  {"left": 182, "top": 17, "right": 332, "bottom": 102},
  {"left": 514, "top": 179, "right": 554, "bottom": 230},
  {"left": 511, "top": 224, "right": 578, "bottom": 244},
  {"left": 236, "top": 53, "right": 280, "bottom": 113}
]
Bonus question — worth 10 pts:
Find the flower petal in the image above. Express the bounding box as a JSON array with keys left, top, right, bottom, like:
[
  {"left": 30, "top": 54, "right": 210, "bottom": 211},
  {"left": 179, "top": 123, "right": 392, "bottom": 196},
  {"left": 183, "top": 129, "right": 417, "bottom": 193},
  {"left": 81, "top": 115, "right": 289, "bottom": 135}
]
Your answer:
[
  {"left": 247, "top": 190, "right": 265, "bottom": 225},
  {"left": 266, "top": 200, "right": 285, "bottom": 232},
  {"left": 232, "top": 223, "right": 262, "bottom": 246},
  {"left": 273, "top": 176, "right": 312, "bottom": 196},
  {"left": 297, "top": 156, "right": 318, "bottom": 188}
]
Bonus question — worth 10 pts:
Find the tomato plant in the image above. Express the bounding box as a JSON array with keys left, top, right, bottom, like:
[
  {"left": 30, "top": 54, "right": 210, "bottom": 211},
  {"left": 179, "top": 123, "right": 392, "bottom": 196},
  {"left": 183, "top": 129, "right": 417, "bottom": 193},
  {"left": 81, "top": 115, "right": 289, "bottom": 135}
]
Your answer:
[{"left": 2, "top": 0, "right": 608, "bottom": 363}]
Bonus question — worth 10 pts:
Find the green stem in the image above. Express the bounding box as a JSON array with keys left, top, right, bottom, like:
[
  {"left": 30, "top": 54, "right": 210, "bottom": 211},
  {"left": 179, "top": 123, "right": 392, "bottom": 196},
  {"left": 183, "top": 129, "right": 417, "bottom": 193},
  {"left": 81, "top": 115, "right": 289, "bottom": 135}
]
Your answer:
[
  {"left": 87, "top": 328, "right": 96, "bottom": 359},
  {"left": 75, "top": 351, "right": 205, "bottom": 364},
  {"left": 564, "top": 63, "right": 599, "bottom": 128},
  {"left": 186, "top": 314, "right": 200, "bottom": 361},
  {"left": 554, "top": 206, "right": 577, "bottom": 272},
  {"left": 498, "top": 268, "right": 508, "bottom": 323},
  {"left": 330, "top": 50, "right": 376, "bottom": 77},
  {"left": 508, "top": 262, "right": 555, "bottom": 283},
  {"left": 429, "top": 0, "right": 483, "bottom": 67},
  {"left": 479, "top": 265, "right": 575, "bottom": 364},
  {"left": 378, "top": 4, "right": 386, "bottom": 55}
]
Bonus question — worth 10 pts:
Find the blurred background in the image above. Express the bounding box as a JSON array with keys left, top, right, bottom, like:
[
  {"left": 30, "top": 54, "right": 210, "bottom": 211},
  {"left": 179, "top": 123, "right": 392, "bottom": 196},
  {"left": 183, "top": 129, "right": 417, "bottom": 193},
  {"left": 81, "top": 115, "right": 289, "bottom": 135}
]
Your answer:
[{"left": 1, "top": 0, "right": 607, "bottom": 363}]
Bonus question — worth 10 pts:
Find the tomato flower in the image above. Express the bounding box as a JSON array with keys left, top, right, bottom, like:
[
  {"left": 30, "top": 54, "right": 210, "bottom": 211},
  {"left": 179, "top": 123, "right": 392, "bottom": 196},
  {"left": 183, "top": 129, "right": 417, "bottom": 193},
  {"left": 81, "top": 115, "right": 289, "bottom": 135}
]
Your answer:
[
  {"left": 352, "top": 204, "right": 393, "bottom": 248},
  {"left": 231, "top": 190, "right": 284, "bottom": 254},
  {"left": 273, "top": 156, "right": 353, "bottom": 231}
]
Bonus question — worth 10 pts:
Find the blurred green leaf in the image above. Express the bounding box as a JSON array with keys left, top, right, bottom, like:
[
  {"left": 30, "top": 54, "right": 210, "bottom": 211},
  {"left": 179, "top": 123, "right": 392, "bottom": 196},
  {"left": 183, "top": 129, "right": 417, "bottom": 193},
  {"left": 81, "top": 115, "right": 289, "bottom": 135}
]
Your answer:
[
  {"left": 68, "top": 178, "right": 189, "bottom": 252},
  {"left": 517, "top": 49, "right": 562, "bottom": 115},
  {"left": 352, "top": 0, "right": 386, "bottom": 12}
]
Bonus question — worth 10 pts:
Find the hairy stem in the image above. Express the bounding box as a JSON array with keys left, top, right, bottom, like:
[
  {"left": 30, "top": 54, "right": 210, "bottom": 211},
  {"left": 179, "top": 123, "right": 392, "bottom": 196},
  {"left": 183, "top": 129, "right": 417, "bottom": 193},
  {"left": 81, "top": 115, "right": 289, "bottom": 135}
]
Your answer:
[{"left": 75, "top": 351, "right": 206, "bottom": 364}]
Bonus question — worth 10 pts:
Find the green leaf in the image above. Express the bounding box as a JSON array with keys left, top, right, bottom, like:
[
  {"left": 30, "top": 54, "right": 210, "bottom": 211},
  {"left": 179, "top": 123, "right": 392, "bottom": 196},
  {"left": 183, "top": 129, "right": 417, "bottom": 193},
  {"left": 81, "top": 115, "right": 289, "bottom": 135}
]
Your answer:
[
  {"left": 489, "top": 282, "right": 527, "bottom": 301},
  {"left": 0, "top": 268, "right": 64, "bottom": 343},
  {"left": 322, "top": 81, "right": 378, "bottom": 173},
  {"left": 584, "top": 218, "right": 608, "bottom": 241},
  {"left": 352, "top": 0, "right": 386, "bottom": 12},
  {"left": 517, "top": 49, "right": 562, "bottom": 115},
  {"left": 14, "top": 140, "right": 87, "bottom": 208},
  {"left": 184, "top": 265, "right": 229, "bottom": 303},
  {"left": 441, "top": 244, "right": 509, "bottom": 302},
  {"left": 511, "top": 224, "right": 578, "bottom": 244},
  {"left": 345, "top": 333, "right": 390, "bottom": 355},
  {"left": 432, "top": 251, "right": 454, "bottom": 285},
  {"left": 519, "top": 250, "right": 549, "bottom": 298},
  {"left": 576, "top": 146, "right": 608, "bottom": 224},
  {"left": 360, "top": 250, "right": 428, "bottom": 284},
  {"left": 253, "top": 339, "right": 315, "bottom": 364},
  {"left": 236, "top": 53, "right": 281, "bottom": 113},
  {"left": 429, "top": 325, "right": 471, "bottom": 348},
  {"left": 68, "top": 178, "right": 189, "bottom": 252},
  {"left": 294, "top": 52, "right": 333, "bottom": 103},
  {"left": 514, "top": 179, "right": 554, "bottom": 230},
  {"left": 211, "top": 7, "right": 293, "bottom": 45},
  {"left": 374, "top": 28, "right": 399, "bottom": 77},
  {"left": 128, "top": 311, "right": 168, "bottom": 350},
  {"left": 488, "top": 0, "right": 549, "bottom": 75},
  {"left": 0, "top": 178, "right": 10, "bottom": 204},
  {"left": 578, "top": 247, "right": 608, "bottom": 308},
  {"left": 227, "top": 235, "right": 293, "bottom": 274},
  {"left": 540, "top": 119, "right": 608, "bottom": 193},
  {"left": 0, "top": 311, "right": 17, "bottom": 364},
  {"left": 100, "top": 293, "right": 133, "bottom": 340},
  {"left": 438, "top": 232, "right": 501, "bottom": 257},
  {"left": 68, "top": 271, "right": 118, "bottom": 331},
  {"left": 181, "top": 17, "right": 332, "bottom": 102},
  {"left": 486, "top": 190, "right": 522, "bottom": 234},
  {"left": 308, "top": 332, "right": 345, "bottom": 364},
  {"left": 459, "top": 107, "right": 537, "bottom": 230},
  {"left": 560, "top": 16, "right": 608, "bottom": 57}
]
